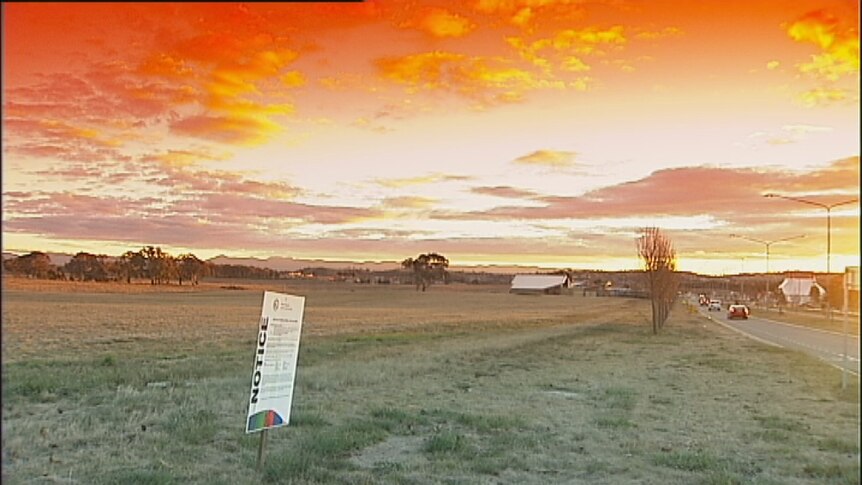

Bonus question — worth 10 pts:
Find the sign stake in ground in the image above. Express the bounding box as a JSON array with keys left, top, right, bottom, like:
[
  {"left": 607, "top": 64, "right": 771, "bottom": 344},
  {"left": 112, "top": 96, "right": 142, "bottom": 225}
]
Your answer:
[{"left": 246, "top": 291, "right": 306, "bottom": 470}]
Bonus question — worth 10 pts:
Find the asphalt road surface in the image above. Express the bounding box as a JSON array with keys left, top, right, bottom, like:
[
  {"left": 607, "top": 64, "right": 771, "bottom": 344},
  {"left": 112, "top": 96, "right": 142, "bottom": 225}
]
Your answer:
[{"left": 698, "top": 303, "right": 860, "bottom": 377}]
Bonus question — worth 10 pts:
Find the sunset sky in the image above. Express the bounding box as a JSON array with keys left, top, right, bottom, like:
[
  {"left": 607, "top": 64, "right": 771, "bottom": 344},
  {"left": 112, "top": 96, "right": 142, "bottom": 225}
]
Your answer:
[{"left": 2, "top": 1, "right": 860, "bottom": 275}]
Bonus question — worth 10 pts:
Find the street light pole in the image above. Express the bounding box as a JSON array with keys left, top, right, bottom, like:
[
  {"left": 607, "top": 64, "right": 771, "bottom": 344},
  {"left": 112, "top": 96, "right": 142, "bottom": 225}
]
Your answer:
[
  {"left": 764, "top": 194, "right": 858, "bottom": 318},
  {"left": 729, "top": 233, "right": 805, "bottom": 307},
  {"left": 763, "top": 194, "right": 858, "bottom": 275}
]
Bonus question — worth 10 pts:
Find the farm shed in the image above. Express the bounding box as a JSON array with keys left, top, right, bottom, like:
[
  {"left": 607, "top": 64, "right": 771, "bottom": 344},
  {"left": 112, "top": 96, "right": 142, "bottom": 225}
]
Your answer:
[
  {"left": 779, "top": 273, "right": 826, "bottom": 306},
  {"left": 510, "top": 274, "right": 571, "bottom": 295}
]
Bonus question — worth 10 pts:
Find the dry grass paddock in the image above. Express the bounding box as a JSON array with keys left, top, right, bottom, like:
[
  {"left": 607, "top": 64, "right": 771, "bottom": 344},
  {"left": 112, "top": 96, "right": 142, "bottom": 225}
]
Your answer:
[
  {"left": 2, "top": 277, "right": 630, "bottom": 361},
  {"left": 2, "top": 276, "right": 859, "bottom": 484}
]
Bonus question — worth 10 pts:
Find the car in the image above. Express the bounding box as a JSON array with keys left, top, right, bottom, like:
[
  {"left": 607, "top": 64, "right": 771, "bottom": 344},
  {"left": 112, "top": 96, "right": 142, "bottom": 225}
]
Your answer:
[
  {"left": 708, "top": 300, "right": 722, "bottom": 311},
  {"left": 727, "top": 304, "right": 750, "bottom": 320},
  {"left": 698, "top": 294, "right": 709, "bottom": 306}
]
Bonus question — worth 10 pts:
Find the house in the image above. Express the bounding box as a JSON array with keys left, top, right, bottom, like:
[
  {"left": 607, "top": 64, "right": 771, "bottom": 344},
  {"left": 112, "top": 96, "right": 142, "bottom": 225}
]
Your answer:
[
  {"left": 510, "top": 274, "right": 571, "bottom": 295},
  {"left": 778, "top": 272, "right": 827, "bottom": 306}
]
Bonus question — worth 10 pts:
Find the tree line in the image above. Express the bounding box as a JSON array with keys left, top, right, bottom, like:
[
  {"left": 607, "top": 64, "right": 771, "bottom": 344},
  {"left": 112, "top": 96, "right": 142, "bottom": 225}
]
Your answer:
[{"left": 2, "top": 247, "right": 278, "bottom": 284}]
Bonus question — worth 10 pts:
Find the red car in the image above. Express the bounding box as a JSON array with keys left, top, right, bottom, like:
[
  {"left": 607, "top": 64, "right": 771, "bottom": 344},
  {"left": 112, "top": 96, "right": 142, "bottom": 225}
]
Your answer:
[{"left": 727, "top": 304, "right": 750, "bottom": 320}]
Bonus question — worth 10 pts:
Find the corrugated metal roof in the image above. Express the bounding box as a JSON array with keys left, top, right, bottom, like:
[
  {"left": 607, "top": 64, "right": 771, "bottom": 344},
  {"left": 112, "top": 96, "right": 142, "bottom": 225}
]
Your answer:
[{"left": 510, "top": 274, "right": 568, "bottom": 290}]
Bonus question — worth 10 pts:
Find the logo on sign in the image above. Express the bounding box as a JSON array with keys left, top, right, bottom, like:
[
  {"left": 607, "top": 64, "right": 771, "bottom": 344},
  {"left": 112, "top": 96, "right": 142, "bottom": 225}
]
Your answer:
[{"left": 273, "top": 299, "right": 280, "bottom": 311}]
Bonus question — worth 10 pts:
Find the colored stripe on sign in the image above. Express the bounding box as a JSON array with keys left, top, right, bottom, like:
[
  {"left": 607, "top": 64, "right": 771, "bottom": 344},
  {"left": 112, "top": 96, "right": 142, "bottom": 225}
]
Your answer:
[{"left": 247, "top": 409, "right": 284, "bottom": 432}]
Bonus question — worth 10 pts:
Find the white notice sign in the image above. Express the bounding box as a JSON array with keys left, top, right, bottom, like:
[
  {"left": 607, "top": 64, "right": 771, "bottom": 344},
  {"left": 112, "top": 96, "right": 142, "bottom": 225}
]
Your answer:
[{"left": 246, "top": 291, "right": 305, "bottom": 433}]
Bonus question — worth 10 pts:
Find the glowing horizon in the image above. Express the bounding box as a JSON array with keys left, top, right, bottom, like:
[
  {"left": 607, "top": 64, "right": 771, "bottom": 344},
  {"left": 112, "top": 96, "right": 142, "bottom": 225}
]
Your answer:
[{"left": 2, "top": 1, "right": 860, "bottom": 276}]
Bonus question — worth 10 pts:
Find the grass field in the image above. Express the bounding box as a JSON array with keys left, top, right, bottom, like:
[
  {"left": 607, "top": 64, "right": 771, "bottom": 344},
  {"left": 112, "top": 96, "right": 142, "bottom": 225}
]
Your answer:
[{"left": 2, "top": 277, "right": 859, "bottom": 484}]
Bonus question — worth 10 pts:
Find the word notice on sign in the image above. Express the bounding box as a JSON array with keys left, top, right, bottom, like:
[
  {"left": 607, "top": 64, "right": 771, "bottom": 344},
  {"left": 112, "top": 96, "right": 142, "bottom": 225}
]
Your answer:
[{"left": 246, "top": 291, "right": 305, "bottom": 433}]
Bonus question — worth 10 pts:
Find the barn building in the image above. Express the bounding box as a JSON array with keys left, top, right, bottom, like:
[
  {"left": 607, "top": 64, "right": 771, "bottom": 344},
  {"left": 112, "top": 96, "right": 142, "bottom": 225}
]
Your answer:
[
  {"left": 778, "top": 272, "right": 827, "bottom": 306},
  {"left": 509, "top": 274, "right": 571, "bottom": 295}
]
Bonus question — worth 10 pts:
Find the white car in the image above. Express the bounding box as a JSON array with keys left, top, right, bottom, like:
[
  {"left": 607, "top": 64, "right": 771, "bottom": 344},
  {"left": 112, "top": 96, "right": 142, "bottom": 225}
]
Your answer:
[{"left": 708, "top": 300, "right": 722, "bottom": 311}]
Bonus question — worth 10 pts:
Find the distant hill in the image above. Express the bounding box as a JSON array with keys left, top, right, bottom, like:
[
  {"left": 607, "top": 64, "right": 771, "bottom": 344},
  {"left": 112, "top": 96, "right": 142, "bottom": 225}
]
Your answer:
[
  {"left": 3, "top": 250, "right": 531, "bottom": 274},
  {"left": 206, "top": 255, "right": 403, "bottom": 272},
  {"left": 205, "top": 255, "right": 559, "bottom": 275}
]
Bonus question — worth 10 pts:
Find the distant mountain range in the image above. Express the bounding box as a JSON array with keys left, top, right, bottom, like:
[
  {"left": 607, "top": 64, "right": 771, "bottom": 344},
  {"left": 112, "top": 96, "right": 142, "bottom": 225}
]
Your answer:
[
  {"left": 2, "top": 251, "right": 540, "bottom": 275},
  {"left": 206, "top": 255, "right": 402, "bottom": 272}
]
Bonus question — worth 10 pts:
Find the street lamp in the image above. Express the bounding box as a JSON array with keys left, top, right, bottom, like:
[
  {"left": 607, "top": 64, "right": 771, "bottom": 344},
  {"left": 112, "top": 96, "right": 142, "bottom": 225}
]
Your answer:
[
  {"left": 764, "top": 194, "right": 858, "bottom": 320},
  {"left": 763, "top": 194, "right": 858, "bottom": 275},
  {"left": 729, "top": 233, "right": 805, "bottom": 302}
]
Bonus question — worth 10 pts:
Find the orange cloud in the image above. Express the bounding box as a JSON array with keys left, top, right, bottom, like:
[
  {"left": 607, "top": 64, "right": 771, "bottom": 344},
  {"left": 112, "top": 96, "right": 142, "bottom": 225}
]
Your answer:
[
  {"left": 473, "top": 0, "right": 583, "bottom": 26},
  {"left": 526, "top": 26, "right": 626, "bottom": 56},
  {"left": 787, "top": 9, "right": 859, "bottom": 106},
  {"left": 170, "top": 115, "right": 281, "bottom": 146},
  {"left": 505, "top": 25, "right": 627, "bottom": 81},
  {"left": 377, "top": 51, "right": 465, "bottom": 90},
  {"left": 634, "top": 27, "right": 683, "bottom": 40},
  {"left": 376, "top": 51, "right": 546, "bottom": 103},
  {"left": 280, "top": 71, "right": 306, "bottom": 88},
  {"left": 420, "top": 8, "right": 475, "bottom": 38},
  {"left": 131, "top": 23, "right": 307, "bottom": 146},
  {"left": 138, "top": 53, "right": 195, "bottom": 79}
]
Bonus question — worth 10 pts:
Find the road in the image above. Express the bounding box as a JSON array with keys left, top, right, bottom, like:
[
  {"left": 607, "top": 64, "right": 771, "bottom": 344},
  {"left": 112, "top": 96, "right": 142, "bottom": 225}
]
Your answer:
[{"left": 697, "top": 303, "right": 860, "bottom": 376}]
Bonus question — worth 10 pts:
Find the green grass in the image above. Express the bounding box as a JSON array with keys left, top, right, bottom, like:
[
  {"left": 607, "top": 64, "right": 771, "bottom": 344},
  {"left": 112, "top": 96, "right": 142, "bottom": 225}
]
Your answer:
[
  {"left": 754, "top": 414, "right": 808, "bottom": 432},
  {"left": 424, "top": 430, "right": 470, "bottom": 455},
  {"left": 818, "top": 437, "right": 860, "bottom": 454},
  {"left": 801, "top": 461, "right": 861, "bottom": 484},
  {"left": 652, "top": 450, "right": 722, "bottom": 472}
]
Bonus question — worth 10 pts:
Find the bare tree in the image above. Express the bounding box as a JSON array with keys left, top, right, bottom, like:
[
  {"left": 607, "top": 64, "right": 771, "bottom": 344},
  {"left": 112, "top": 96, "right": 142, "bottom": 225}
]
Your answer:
[{"left": 636, "top": 227, "right": 678, "bottom": 334}]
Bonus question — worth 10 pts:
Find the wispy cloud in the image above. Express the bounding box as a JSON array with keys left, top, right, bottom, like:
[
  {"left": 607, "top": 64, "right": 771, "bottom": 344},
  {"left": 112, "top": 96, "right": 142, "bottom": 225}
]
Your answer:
[
  {"left": 781, "top": 124, "right": 833, "bottom": 134},
  {"left": 436, "top": 157, "right": 860, "bottom": 221},
  {"left": 471, "top": 186, "right": 538, "bottom": 199},
  {"left": 140, "top": 148, "right": 232, "bottom": 168},
  {"left": 513, "top": 150, "right": 577, "bottom": 168},
  {"left": 374, "top": 173, "right": 471, "bottom": 189},
  {"left": 381, "top": 196, "right": 438, "bottom": 209}
]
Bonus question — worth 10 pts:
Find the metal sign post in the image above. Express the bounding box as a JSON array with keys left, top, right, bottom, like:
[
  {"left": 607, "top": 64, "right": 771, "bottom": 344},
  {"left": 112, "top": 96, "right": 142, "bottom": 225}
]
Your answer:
[{"left": 842, "top": 267, "right": 859, "bottom": 390}]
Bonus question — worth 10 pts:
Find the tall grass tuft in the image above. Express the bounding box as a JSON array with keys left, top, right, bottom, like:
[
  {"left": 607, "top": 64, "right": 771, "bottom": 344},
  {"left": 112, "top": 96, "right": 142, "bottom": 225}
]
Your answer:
[{"left": 424, "top": 430, "right": 469, "bottom": 455}]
